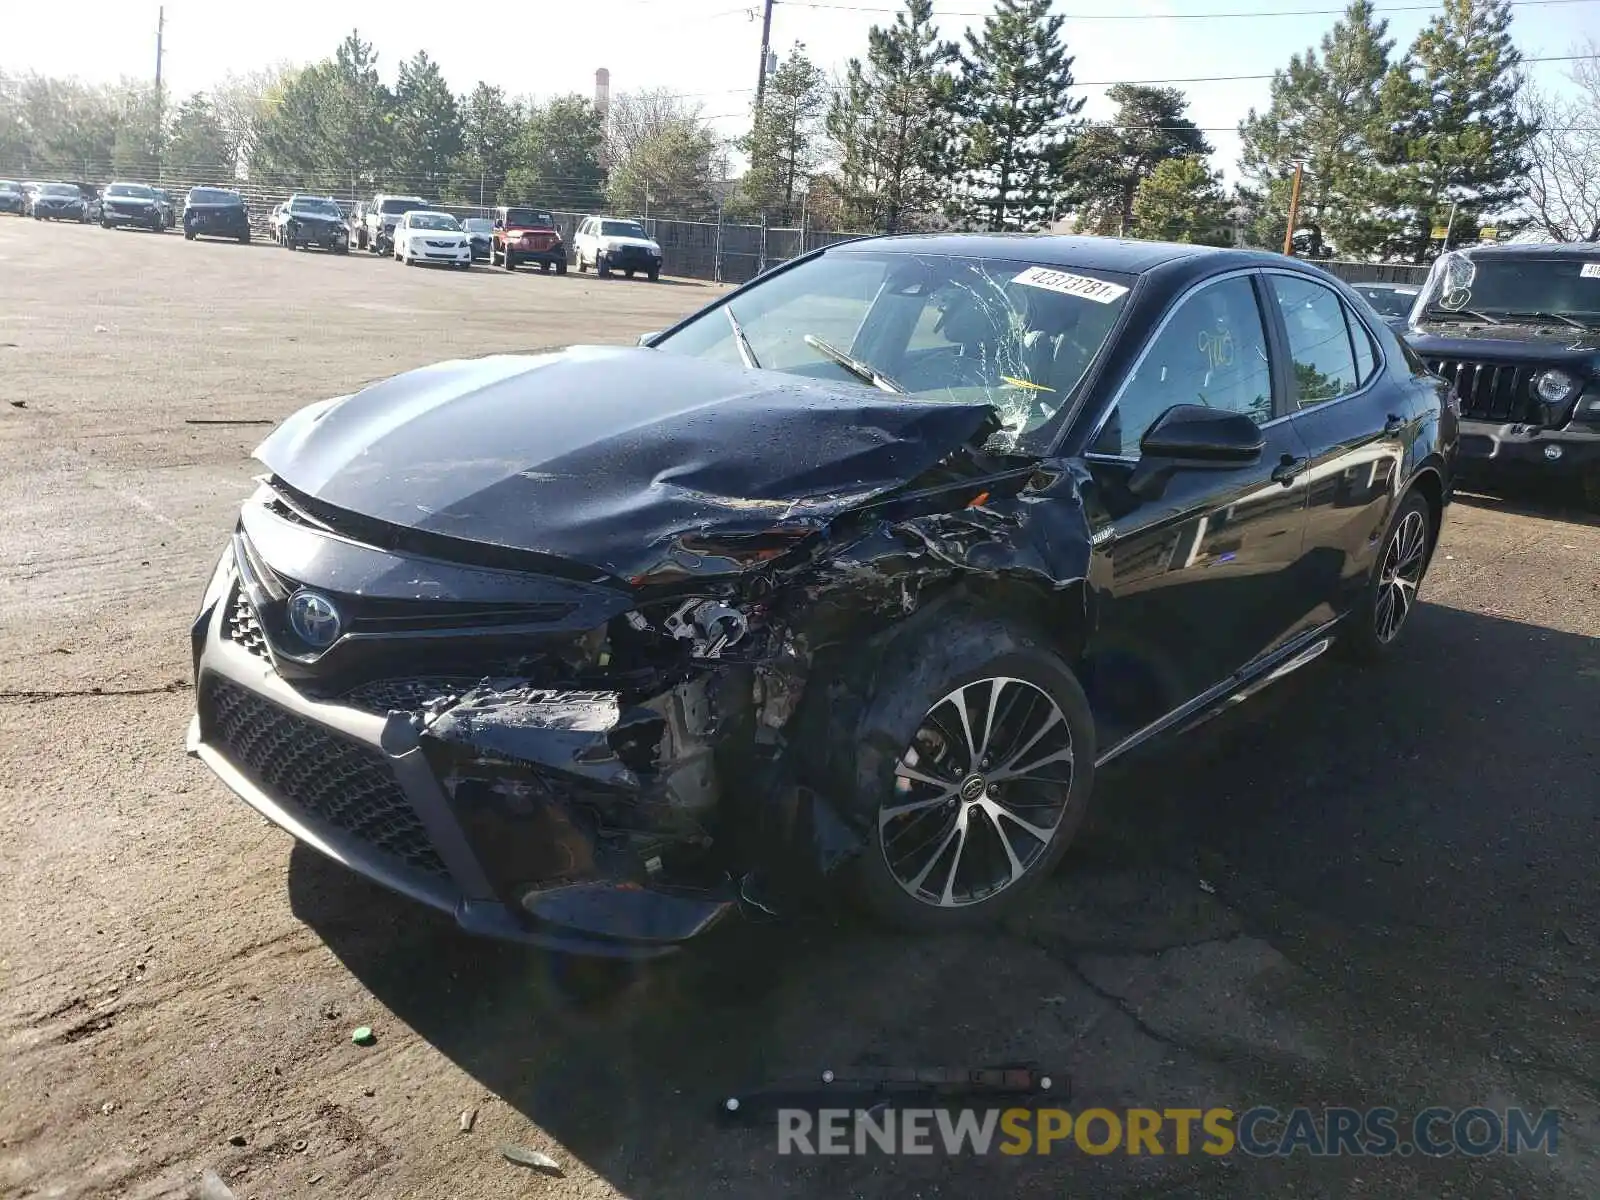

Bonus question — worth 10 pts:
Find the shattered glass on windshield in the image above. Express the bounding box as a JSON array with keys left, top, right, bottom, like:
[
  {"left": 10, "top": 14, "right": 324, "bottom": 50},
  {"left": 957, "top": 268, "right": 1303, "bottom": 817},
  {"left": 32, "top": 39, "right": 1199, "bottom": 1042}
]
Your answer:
[{"left": 653, "top": 252, "right": 1133, "bottom": 453}]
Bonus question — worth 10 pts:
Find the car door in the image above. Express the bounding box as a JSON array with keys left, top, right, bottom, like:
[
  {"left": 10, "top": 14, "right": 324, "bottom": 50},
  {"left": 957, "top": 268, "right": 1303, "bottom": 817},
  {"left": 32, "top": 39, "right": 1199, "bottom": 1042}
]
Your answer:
[
  {"left": 1263, "top": 270, "right": 1410, "bottom": 626},
  {"left": 1078, "top": 270, "right": 1319, "bottom": 742}
]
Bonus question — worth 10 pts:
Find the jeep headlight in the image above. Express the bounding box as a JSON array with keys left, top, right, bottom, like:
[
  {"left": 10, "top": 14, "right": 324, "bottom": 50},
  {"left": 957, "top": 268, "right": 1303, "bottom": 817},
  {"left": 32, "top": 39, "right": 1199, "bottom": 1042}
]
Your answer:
[{"left": 1533, "top": 369, "right": 1578, "bottom": 405}]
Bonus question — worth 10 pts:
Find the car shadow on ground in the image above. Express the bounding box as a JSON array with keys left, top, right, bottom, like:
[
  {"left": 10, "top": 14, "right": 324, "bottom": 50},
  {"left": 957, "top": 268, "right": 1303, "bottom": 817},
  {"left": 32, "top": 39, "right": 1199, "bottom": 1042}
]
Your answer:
[
  {"left": 1452, "top": 479, "right": 1600, "bottom": 529},
  {"left": 288, "top": 601, "right": 1600, "bottom": 1196}
]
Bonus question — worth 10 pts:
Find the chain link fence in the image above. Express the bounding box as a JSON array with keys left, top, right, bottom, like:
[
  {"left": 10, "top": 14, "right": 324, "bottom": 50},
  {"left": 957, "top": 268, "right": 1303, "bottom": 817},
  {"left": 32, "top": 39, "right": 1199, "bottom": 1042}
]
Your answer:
[{"left": 6, "top": 164, "right": 1434, "bottom": 288}]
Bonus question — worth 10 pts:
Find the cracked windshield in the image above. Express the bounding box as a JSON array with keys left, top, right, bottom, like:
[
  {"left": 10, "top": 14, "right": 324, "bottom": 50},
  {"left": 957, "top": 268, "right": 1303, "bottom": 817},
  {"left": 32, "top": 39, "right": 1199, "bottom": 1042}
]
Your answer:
[
  {"left": 653, "top": 251, "right": 1131, "bottom": 451},
  {"left": 1422, "top": 250, "right": 1600, "bottom": 325}
]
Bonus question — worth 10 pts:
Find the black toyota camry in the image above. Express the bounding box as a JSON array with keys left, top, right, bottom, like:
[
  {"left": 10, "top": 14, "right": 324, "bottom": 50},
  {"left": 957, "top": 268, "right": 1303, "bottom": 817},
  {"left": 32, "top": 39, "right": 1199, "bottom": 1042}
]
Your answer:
[{"left": 187, "top": 235, "right": 1457, "bottom": 958}]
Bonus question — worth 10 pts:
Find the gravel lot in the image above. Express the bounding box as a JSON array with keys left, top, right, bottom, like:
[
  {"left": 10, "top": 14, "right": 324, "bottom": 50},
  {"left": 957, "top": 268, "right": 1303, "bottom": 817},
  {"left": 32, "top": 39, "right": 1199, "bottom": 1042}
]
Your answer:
[{"left": 2, "top": 220, "right": 1597, "bottom": 1200}]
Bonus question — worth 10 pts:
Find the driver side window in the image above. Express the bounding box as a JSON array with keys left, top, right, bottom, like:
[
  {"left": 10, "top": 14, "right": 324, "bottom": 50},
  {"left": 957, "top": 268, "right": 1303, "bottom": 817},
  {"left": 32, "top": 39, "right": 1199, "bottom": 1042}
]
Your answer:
[{"left": 1094, "top": 275, "right": 1274, "bottom": 456}]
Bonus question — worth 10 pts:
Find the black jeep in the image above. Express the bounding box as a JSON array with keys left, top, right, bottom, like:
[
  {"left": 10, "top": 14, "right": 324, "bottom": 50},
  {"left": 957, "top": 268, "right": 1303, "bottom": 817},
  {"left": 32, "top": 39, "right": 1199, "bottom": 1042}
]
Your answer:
[{"left": 1406, "top": 244, "right": 1600, "bottom": 507}]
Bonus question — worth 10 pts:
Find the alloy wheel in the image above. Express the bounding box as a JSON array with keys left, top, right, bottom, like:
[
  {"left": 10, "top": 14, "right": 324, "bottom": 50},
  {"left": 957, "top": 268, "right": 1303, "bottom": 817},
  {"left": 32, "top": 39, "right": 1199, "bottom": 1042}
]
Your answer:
[
  {"left": 1374, "top": 508, "right": 1427, "bottom": 644},
  {"left": 881, "top": 677, "right": 1074, "bottom": 908}
]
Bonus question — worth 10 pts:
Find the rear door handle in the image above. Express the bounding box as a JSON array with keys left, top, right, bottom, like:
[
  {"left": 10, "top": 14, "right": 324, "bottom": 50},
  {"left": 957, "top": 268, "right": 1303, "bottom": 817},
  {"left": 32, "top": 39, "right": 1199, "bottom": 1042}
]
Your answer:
[{"left": 1272, "top": 454, "right": 1308, "bottom": 486}]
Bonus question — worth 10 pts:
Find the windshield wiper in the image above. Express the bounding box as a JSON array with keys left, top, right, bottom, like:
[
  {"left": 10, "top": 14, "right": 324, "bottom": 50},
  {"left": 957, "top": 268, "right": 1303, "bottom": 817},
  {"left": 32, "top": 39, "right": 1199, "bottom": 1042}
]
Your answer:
[
  {"left": 725, "top": 305, "right": 760, "bottom": 370},
  {"left": 1425, "top": 308, "right": 1496, "bottom": 323},
  {"left": 803, "top": 334, "right": 904, "bottom": 393},
  {"left": 1487, "top": 310, "right": 1589, "bottom": 329}
]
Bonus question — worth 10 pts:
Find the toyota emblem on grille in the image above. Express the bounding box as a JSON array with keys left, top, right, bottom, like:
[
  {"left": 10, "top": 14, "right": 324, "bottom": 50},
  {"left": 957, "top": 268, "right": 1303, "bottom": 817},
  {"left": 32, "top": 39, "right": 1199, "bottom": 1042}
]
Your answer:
[{"left": 287, "top": 589, "right": 343, "bottom": 648}]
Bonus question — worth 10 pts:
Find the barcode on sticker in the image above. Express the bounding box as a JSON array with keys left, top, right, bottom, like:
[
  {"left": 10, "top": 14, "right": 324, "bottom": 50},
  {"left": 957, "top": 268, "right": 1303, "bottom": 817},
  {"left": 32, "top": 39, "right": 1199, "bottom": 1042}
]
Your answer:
[
  {"left": 1012, "top": 266, "right": 1130, "bottom": 304},
  {"left": 1580, "top": 263, "right": 1600, "bottom": 279}
]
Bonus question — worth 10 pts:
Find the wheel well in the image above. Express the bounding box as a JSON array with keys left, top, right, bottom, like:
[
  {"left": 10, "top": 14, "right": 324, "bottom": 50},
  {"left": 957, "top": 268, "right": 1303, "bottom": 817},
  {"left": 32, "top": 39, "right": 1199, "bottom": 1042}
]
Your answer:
[{"left": 1408, "top": 467, "right": 1444, "bottom": 554}]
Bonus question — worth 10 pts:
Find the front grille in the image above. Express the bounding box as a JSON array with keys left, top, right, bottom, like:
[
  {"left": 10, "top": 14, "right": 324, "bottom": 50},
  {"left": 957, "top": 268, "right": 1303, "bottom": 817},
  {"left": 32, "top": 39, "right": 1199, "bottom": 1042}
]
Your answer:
[
  {"left": 1425, "top": 358, "right": 1533, "bottom": 422},
  {"left": 205, "top": 678, "right": 448, "bottom": 877},
  {"left": 224, "top": 586, "right": 269, "bottom": 659},
  {"left": 343, "top": 676, "right": 480, "bottom": 714}
]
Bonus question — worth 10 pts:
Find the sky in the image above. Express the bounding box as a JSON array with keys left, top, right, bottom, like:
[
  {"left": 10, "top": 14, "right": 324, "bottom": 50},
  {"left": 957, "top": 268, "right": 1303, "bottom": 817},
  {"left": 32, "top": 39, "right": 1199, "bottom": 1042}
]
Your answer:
[{"left": 4, "top": 0, "right": 1598, "bottom": 183}]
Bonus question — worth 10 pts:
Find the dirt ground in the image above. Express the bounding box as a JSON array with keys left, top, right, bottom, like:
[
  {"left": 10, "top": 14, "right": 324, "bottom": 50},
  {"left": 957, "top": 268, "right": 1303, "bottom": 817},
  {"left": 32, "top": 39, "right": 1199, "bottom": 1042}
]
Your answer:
[{"left": 1, "top": 220, "right": 1597, "bottom": 1200}]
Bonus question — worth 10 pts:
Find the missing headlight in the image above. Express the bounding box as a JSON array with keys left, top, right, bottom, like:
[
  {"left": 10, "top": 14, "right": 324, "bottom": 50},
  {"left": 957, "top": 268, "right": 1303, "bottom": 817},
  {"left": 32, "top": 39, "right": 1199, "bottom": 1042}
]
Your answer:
[{"left": 663, "top": 598, "right": 749, "bottom": 658}]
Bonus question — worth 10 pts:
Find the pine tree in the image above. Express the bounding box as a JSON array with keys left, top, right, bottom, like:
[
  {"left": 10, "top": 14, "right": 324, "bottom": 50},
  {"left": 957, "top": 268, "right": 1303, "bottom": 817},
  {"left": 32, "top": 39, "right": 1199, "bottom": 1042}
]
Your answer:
[
  {"left": 1238, "top": 0, "right": 1395, "bottom": 257},
  {"left": 1072, "top": 85, "right": 1210, "bottom": 237},
  {"left": 391, "top": 52, "right": 462, "bottom": 198},
  {"left": 164, "top": 93, "right": 234, "bottom": 181},
  {"left": 455, "top": 84, "right": 520, "bottom": 206},
  {"left": 1130, "top": 155, "right": 1232, "bottom": 245},
  {"left": 740, "top": 43, "right": 829, "bottom": 224},
  {"left": 1377, "top": 0, "right": 1534, "bottom": 261},
  {"left": 322, "top": 32, "right": 392, "bottom": 193},
  {"left": 824, "top": 0, "right": 958, "bottom": 233},
  {"left": 947, "top": 0, "right": 1085, "bottom": 231}
]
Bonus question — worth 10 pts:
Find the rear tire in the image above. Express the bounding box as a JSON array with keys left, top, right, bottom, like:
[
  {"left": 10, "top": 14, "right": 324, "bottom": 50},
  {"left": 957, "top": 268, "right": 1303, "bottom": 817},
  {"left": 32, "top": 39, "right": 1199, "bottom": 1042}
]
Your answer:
[
  {"left": 647, "top": 267, "right": 660, "bottom": 282},
  {"left": 557, "top": 259, "right": 567, "bottom": 276},
  {"left": 1339, "top": 488, "right": 1433, "bottom": 663},
  {"left": 820, "top": 609, "right": 1096, "bottom": 933},
  {"left": 184, "top": 230, "right": 195, "bottom": 240}
]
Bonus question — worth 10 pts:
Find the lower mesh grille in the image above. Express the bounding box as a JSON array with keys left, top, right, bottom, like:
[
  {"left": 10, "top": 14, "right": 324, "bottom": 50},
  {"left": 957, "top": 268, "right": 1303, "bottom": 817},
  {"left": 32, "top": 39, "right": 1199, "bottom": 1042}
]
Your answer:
[
  {"left": 223, "top": 586, "right": 269, "bottom": 659},
  {"left": 204, "top": 678, "right": 448, "bottom": 877},
  {"left": 343, "top": 676, "right": 480, "bottom": 715}
]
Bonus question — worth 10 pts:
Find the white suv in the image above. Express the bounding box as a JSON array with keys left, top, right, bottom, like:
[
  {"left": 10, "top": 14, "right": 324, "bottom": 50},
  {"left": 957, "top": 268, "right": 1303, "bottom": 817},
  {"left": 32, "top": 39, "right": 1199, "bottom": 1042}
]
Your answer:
[{"left": 574, "top": 216, "right": 663, "bottom": 280}]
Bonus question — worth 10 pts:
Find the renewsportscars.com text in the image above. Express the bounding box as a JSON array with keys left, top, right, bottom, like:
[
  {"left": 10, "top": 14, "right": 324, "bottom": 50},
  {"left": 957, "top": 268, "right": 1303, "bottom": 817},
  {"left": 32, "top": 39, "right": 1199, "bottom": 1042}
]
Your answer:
[{"left": 777, "top": 1106, "right": 1560, "bottom": 1157}]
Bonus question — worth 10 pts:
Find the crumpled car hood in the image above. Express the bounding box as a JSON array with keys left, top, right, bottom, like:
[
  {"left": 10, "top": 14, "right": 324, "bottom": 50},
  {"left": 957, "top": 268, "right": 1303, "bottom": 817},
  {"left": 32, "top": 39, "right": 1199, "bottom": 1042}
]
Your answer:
[
  {"left": 256, "top": 346, "right": 997, "bottom": 581},
  {"left": 1409, "top": 320, "right": 1600, "bottom": 358}
]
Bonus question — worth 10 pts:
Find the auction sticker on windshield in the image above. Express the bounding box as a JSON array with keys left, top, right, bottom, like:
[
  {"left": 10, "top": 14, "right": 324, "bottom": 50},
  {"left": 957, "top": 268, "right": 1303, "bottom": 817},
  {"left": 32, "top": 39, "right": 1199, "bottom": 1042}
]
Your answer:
[
  {"left": 1012, "top": 266, "right": 1130, "bottom": 304},
  {"left": 1580, "top": 263, "right": 1600, "bottom": 279}
]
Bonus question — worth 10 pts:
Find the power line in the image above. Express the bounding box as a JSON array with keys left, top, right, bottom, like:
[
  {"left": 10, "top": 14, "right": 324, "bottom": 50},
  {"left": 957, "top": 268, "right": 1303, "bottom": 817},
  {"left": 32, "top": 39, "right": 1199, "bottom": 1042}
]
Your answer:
[{"left": 652, "top": 50, "right": 1597, "bottom": 102}]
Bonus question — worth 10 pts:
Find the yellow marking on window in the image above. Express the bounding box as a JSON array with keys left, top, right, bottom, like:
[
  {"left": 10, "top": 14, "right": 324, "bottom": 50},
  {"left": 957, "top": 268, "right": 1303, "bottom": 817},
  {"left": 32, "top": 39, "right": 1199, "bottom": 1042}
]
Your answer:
[{"left": 1000, "top": 375, "right": 1055, "bottom": 392}]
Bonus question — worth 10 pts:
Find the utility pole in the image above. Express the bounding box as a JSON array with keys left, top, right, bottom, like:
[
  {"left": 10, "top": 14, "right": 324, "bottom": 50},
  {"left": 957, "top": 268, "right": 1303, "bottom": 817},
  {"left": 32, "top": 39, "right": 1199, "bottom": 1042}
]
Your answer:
[
  {"left": 755, "top": 0, "right": 775, "bottom": 110},
  {"left": 153, "top": 6, "right": 166, "bottom": 178},
  {"left": 1281, "top": 160, "right": 1304, "bottom": 257}
]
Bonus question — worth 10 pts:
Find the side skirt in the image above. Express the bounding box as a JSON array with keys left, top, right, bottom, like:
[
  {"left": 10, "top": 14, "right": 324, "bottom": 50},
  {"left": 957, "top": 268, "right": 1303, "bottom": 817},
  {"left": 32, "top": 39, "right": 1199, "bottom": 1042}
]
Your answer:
[{"left": 1094, "top": 619, "right": 1342, "bottom": 769}]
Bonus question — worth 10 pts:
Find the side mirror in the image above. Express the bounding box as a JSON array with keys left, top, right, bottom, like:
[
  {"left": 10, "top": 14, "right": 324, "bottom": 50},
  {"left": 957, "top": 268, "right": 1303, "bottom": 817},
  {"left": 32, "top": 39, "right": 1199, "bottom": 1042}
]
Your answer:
[{"left": 1128, "top": 404, "right": 1265, "bottom": 499}]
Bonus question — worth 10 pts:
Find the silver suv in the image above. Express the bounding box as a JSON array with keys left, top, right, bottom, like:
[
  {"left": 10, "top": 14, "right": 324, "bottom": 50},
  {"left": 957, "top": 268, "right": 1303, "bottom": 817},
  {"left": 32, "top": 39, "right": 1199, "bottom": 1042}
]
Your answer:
[{"left": 356, "top": 193, "right": 427, "bottom": 254}]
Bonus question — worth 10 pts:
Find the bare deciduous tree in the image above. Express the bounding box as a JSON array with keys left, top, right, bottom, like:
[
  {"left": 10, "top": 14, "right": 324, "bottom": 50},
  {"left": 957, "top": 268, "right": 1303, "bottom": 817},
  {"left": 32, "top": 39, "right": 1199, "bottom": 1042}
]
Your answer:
[{"left": 1520, "top": 44, "right": 1600, "bottom": 241}]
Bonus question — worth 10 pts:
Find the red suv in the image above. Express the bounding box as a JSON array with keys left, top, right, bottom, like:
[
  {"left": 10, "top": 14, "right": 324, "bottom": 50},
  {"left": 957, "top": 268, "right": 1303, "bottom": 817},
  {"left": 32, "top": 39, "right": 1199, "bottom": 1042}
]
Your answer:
[{"left": 491, "top": 206, "right": 567, "bottom": 273}]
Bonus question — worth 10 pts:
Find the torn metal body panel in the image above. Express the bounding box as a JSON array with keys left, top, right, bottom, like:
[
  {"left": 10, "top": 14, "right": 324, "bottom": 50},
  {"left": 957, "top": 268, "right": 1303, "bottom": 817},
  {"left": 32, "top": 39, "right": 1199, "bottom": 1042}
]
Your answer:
[{"left": 189, "top": 233, "right": 1456, "bottom": 955}]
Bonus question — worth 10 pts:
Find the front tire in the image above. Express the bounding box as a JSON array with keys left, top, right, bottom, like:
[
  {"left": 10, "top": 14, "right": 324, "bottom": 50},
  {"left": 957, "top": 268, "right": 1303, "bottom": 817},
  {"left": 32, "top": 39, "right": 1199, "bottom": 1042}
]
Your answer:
[
  {"left": 1340, "top": 488, "right": 1433, "bottom": 662},
  {"left": 829, "top": 611, "right": 1095, "bottom": 932},
  {"left": 503, "top": 251, "right": 517, "bottom": 271}
]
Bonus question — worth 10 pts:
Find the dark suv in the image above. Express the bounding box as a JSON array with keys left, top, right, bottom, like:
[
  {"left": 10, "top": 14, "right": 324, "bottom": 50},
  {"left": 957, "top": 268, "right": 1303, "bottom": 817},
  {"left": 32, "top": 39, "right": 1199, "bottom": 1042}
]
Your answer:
[
  {"left": 1405, "top": 244, "right": 1600, "bottom": 507},
  {"left": 183, "top": 187, "right": 251, "bottom": 243}
]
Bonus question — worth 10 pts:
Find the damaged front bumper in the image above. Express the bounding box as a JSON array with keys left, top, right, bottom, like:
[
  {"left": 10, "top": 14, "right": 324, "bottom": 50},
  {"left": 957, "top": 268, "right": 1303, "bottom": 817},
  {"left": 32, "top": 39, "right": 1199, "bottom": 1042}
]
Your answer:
[{"left": 187, "top": 577, "right": 740, "bottom": 959}]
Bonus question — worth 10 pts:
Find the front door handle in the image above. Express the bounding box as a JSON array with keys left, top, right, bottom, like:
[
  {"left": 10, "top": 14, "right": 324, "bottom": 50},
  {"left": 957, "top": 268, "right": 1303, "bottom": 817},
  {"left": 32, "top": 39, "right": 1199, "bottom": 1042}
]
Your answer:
[
  {"left": 1383, "top": 413, "right": 1405, "bottom": 435},
  {"left": 1272, "top": 454, "right": 1308, "bottom": 486}
]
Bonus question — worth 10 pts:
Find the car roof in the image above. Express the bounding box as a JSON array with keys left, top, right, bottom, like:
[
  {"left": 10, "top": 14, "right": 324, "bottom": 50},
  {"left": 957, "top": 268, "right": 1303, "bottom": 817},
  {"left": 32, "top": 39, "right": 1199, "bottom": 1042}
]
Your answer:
[
  {"left": 825, "top": 232, "right": 1273, "bottom": 274},
  {"left": 1446, "top": 240, "right": 1600, "bottom": 259}
]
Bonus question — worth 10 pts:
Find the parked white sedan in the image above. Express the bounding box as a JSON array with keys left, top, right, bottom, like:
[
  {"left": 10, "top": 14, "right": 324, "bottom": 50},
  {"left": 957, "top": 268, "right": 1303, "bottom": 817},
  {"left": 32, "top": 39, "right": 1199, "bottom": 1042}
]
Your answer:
[{"left": 393, "top": 210, "right": 472, "bottom": 269}]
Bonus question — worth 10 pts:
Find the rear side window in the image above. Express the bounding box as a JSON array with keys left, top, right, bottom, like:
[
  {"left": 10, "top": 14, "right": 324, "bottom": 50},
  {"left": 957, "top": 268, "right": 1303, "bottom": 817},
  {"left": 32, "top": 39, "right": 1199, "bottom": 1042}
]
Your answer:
[{"left": 1270, "top": 275, "right": 1360, "bottom": 407}]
